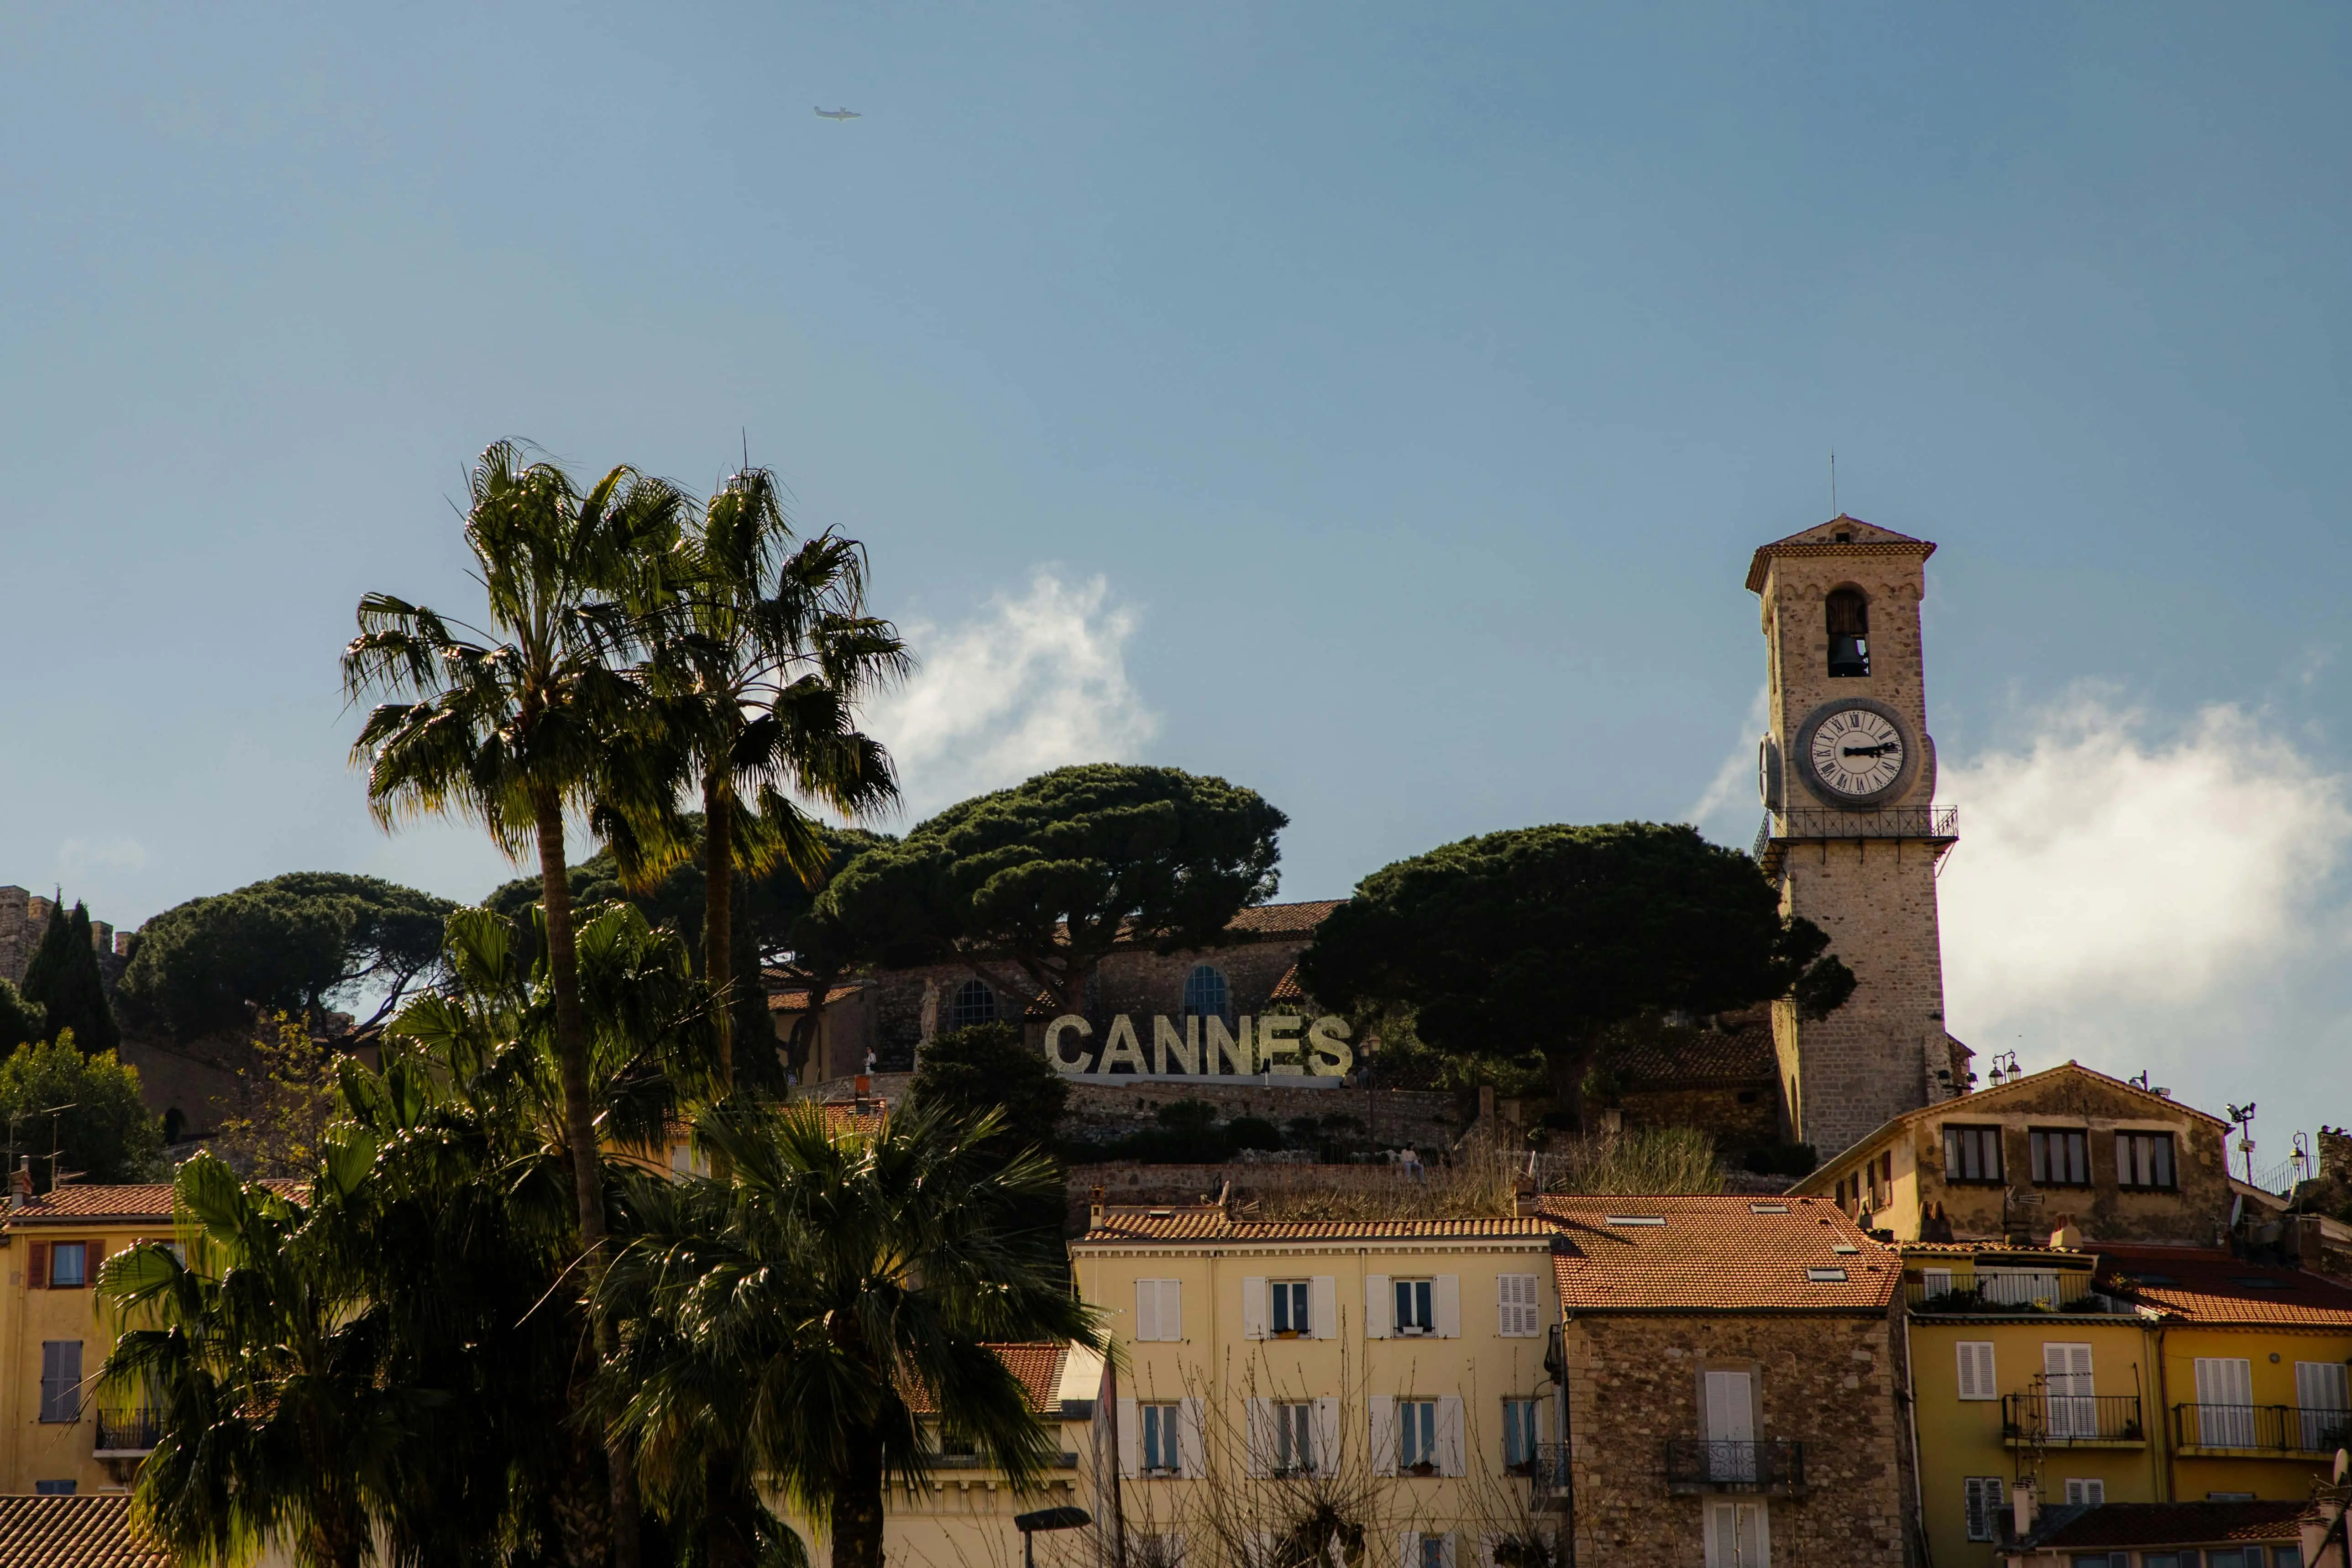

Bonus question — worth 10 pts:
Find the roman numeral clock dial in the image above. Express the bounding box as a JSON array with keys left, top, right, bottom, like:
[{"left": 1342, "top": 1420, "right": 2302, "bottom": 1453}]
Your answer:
[{"left": 1793, "top": 698, "right": 1917, "bottom": 808}]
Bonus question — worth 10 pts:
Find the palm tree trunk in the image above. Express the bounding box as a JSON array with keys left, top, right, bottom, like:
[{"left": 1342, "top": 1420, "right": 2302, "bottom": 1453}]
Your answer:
[
  {"left": 702, "top": 772, "right": 734, "bottom": 1091},
  {"left": 534, "top": 790, "right": 643, "bottom": 1568},
  {"left": 830, "top": 1432, "right": 888, "bottom": 1568},
  {"left": 706, "top": 1451, "right": 758, "bottom": 1568}
]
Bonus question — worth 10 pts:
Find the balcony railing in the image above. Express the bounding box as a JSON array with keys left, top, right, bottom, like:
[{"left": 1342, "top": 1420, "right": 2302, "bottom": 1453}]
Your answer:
[
  {"left": 1905, "top": 1275, "right": 2111, "bottom": 1314},
  {"left": 2001, "top": 1393, "right": 2145, "bottom": 1446},
  {"left": 2171, "top": 1403, "right": 2352, "bottom": 1455},
  {"left": 94, "top": 1409, "right": 162, "bottom": 1456},
  {"left": 1753, "top": 806, "right": 1959, "bottom": 869},
  {"left": 1662, "top": 1438, "right": 1806, "bottom": 1496},
  {"left": 1526, "top": 1442, "right": 1572, "bottom": 1512}
]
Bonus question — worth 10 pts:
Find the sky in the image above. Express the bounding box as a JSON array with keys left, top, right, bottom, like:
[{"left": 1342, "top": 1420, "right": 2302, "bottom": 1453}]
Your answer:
[{"left": 3, "top": 5, "right": 2348, "bottom": 1170}]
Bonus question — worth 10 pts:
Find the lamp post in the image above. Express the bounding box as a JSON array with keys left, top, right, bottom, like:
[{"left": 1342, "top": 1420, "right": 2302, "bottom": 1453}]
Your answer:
[{"left": 1015, "top": 1506, "right": 1092, "bottom": 1568}]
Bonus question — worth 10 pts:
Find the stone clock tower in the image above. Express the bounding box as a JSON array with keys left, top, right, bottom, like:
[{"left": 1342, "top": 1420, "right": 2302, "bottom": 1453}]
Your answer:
[{"left": 1748, "top": 516, "right": 1960, "bottom": 1160}]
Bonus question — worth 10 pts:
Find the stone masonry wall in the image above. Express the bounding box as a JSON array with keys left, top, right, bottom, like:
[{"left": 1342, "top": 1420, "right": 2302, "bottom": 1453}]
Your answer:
[
  {"left": 1564, "top": 1310, "right": 1911, "bottom": 1566},
  {"left": 0, "top": 885, "right": 132, "bottom": 989}
]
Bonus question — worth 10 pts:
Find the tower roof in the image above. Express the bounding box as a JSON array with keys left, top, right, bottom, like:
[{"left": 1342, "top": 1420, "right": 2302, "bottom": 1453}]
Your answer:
[{"left": 1744, "top": 515, "right": 1936, "bottom": 593}]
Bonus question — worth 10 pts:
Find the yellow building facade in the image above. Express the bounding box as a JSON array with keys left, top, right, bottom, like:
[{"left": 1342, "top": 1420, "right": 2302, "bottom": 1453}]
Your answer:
[
  {"left": 1904, "top": 1242, "right": 2352, "bottom": 1568},
  {"left": 1069, "top": 1204, "right": 1563, "bottom": 1568}
]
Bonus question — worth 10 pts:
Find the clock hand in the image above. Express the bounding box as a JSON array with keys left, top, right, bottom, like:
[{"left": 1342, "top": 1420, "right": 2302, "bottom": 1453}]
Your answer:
[{"left": 1842, "top": 743, "right": 1899, "bottom": 758}]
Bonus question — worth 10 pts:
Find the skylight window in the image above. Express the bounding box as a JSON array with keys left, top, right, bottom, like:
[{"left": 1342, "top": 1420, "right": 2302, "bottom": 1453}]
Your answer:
[
  {"left": 1604, "top": 1216, "right": 1666, "bottom": 1227},
  {"left": 1832, "top": 1243, "right": 1860, "bottom": 1255},
  {"left": 2229, "top": 1276, "right": 2290, "bottom": 1290},
  {"left": 1807, "top": 1268, "right": 1849, "bottom": 1283},
  {"left": 1749, "top": 1204, "right": 1789, "bottom": 1214}
]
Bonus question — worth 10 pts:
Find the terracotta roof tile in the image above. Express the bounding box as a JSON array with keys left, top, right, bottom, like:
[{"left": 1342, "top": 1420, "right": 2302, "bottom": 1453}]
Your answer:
[
  {"left": 2032, "top": 1500, "right": 2309, "bottom": 1548},
  {"left": 1610, "top": 1024, "right": 1776, "bottom": 1088},
  {"left": 766, "top": 983, "right": 864, "bottom": 1013},
  {"left": 1268, "top": 964, "right": 1306, "bottom": 1004},
  {"left": 5, "top": 1180, "right": 305, "bottom": 1227},
  {"left": 902, "top": 1343, "right": 1072, "bottom": 1415},
  {"left": 1743, "top": 516, "right": 1936, "bottom": 593},
  {"left": 2096, "top": 1247, "right": 2352, "bottom": 1327},
  {"left": 1535, "top": 1195, "right": 1899, "bottom": 1312},
  {"left": 1222, "top": 902, "right": 1343, "bottom": 937},
  {"left": 0, "top": 1494, "right": 168, "bottom": 1566},
  {"left": 1078, "top": 1206, "right": 1556, "bottom": 1245}
]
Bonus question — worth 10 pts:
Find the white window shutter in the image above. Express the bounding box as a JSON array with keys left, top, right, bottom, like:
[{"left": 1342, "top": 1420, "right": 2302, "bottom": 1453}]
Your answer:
[
  {"left": 1242, "top": 1277, "right": 1268, "bottom": 1340},
  {"left": 1367, "top": 1274, "right": 1392, "bottom": 1339},
  {"left": 1160, "top": 1280, "right": 1183, "bottom": 1342},
  {"left": 1434, "top": 1275, "right": 1461, "bottom": 1339},
  {"left": 1117, "top": 1398, "right": 1141, "bottom": 1477},
  {"left": 1439, "top": 1536, "right": 1456, "bottom": 1568},
  {"left": 1703, "top": 1371, "right": 1753, "bottom": 1444},
  {"left": 1399, "top": 1532, "right": 1419, "bottom": 1568},
  {"left": 1245, "top": 1398, "right": 1273, "bottom": 1476},
  {"left": 1311, "top": 1276, "right": 1338, "bottom": 1339},
  {"left": 1438, "top": 1395, "right": 1466, "bottom": 1476},
  {"left": 1957, "top": 1341, "right": 1996, "bottom": 1401},
  {"left": 1137, "top": 1282, "right": 1160, "bottom": 1343},
  {"left": 1368, "top": 1395, "right": 1397, "bottom": 1475},
  {"left": 1180, "top": 1398, "right": 1206, "bottom": 1479},
  {"left": 1496, "top": 1274, "right": 1538, "bottom": 1337},
  {"left": 1312, "top": 1396, "right": 1341, "bottom": 1473}
]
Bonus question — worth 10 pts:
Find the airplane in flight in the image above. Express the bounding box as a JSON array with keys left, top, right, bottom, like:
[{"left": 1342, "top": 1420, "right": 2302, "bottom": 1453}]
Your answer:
[{"left": 814, "top": 106, "right": 861, "bottom": 120}]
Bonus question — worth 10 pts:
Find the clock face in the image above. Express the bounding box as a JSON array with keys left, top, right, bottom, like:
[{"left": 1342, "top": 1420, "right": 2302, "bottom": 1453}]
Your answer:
[{"left": 1805, "top": 704, "right": 1908, "bottom": 801}]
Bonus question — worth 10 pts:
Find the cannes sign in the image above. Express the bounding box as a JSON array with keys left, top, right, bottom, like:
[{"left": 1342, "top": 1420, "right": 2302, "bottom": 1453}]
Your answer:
[{"left": 1043, "top": 1013, "right": 1355, "bottom": 1086}]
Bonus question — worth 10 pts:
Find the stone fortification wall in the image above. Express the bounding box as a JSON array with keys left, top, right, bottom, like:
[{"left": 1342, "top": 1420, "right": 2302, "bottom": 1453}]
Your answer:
[
  {"left": 1063, "top": 1159, "right": 1452, "bottom": 1232},
  {"left": 0, "top": 885, "right": 132, "bottom": 989},
  {"left": 1564, "top": 1309, "right": 1910, "bottom": 1566},
  {"left": 1058, "top": 1078, "right": 1454, "bottom": 1148}
]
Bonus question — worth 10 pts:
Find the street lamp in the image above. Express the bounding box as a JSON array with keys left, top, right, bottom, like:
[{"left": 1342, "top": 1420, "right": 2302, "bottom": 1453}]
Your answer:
[{"left": 1015, "top": 1506, "right": 1092, "bottom": 1568}]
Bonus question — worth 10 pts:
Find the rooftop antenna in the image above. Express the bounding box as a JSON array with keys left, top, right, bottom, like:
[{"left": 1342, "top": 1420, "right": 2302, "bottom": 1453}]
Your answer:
[{"left": 1830, "top": 451, "right": 1838, "bottom": 517}]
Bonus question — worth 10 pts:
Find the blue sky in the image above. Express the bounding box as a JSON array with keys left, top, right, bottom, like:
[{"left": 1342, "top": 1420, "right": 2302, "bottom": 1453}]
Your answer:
[{"left": 5, "top": 5, "right": 2348, "bottom": 1158}]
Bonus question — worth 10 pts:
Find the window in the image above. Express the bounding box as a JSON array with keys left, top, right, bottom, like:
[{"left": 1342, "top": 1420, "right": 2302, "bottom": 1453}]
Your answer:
[
  {"left": 1826, "top": 588, "right": 1870, "bottom": 677},
  {"left": 1415, "top": 1536, "right": 1450, "bottom": 1568},
  {"left": 1703, "top": 1370, "right": 1757, "bottom": 1483},
  {"left": 936, "top": 1422, "right": 978, "bottom": 1458},
  {"left": 32, "top": 1480, "right": 74, "bottom": 1496},
  {"left": 39, "top": 1341, "right": 81, "bottom": 1423},
  {"left": 1497, "top": 1274, "right": 1542, "bottom": 1337},
  {"left": 2276, "top": 1547, "right": 2307, "bottom": 1568},
  {"left": 1963, "top": 1477, "right": 2006, "bottom": 1542},
  {"left": 1399, "top": 1400, "right": 1440, "bottom": 1473},
  {"left": 1704, "top": 1500, "right": 1770, "bottom": 1568},
  {"left": 2030, "top": 1128, "right": 2090, "bottom": 1186},
  {"left": 1943, "top": 1125, "right": 2004, "bottom": 1183},
  {"left": 1136, "top": 1279, "right": 1183, "bottom": 1342},
  {"left": 1273, "top": 1401, "right": 1315, "bottom": 1475},
  {"left": 1503, "top": 1398, "right": 1542, "bottom": 1472},
  {"left": 2062, "top": 1478, "right": 2105, "bottom": 1505},
  {"left": 1956, "top": 1342, "right": 1997, "bottom": 1401},
  {"left": 1142, "top": 1403, "right": 1183, "bottom": 1475},
  {"left": 948, "top": 979, "right": 998, "bottom": 1029},
  {"left": 2298, "top": 1361, "right": 2350, "bottom": 1452},
  {"left": 1135, "top": 1536, "right": 1186, "bottom": 1568},
  {"left": 2070, "top": 1556, "right": 2124, "bottom": 1568},
  {"left": 2195, "top": 1358, "right": 2256, "bottom": 1447},
  {"left": 1395, "top": 1279, "right": 1435, "bottom": 1336},
  {"left": 1181, "top": 965, "right": 1232, "bottom": 1023},
  {"left": 2117, "top": 1131, "right": 2177, "bottom": 1190},
  {"left": 1271, "top": 1280, "right": 1311, "bottom": 1337},
  {"left": 2044, "top": 1343, "right": 2095, "bottom": 1438},
  {"left": 1921, "top": 1268, "right": 1954, "bottom": 1299}
]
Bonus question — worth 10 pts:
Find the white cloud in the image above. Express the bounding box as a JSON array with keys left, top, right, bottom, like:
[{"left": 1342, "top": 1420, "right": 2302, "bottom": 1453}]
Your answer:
[
  {"left": 1939, "top": 695, "right": 2352, "bottom": 1025},
  {"left": 864, "top": 572, "right": 1159, "bottom": 821},
  {"left": 1688, "top": 685, "right": 1770, "bottom": 839},
  {"left": 56, "top": 835, "right": 149, "bottom": 876}
]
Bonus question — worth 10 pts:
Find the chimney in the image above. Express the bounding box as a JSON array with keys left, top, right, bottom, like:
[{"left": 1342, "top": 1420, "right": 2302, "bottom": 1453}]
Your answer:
[
  {"left": 1089, "top": 1185, "right": 1105, "bottom": 1230},
  {"left": 2050, "top": 1217, "right": 2083, "bottom": 1249},
  {"left": 2012, "top": 1480, "right": 2038, "bottom": 1538},
  {"left": 9, "top": 1157, "right": 31, "bottom": 1209}
]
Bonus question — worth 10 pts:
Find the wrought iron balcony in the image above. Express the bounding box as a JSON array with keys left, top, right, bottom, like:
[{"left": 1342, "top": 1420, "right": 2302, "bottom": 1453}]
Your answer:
[
  {"left": 1525, "top": 1442, "right": 1572, "bottom": 1512},
  {"left": 2001, "top": 1392, "right": 2145, "bottom": 1446},
  {"left": 1753, "top": 806, "right": 1959, "bottom": 874},
  {"left": 2172, "top": 1403, "right": 2352, "bottom": 1455},
  {"left": 1662, "top": 1438, "right": 1806, "bottom": 1496},
  {"left": 94, "top": 1408, "right": 162, "bottom": 1456}
]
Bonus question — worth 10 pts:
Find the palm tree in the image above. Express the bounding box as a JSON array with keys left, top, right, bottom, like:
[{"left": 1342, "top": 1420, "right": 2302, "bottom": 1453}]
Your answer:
[
  {"left": 599, "top": 1099, "right": 1101, "bottom": 1568},
  {"left": 601, "top": 465, "right": 907, "bottom": 1090},
  {"left": 96, "top": 1156, "right": 414, "bottom": 1568},
  {"left": 341, "top": 438, "right": 686, "bottom": 1566}
]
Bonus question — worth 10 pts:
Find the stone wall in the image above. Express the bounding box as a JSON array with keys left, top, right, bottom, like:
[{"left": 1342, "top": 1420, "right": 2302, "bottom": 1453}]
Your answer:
[
  {"left": 1563, "top": 1308, "right": 1912, "bottom": 1565},
  {"left": 0, "top": 885, "right": 131, "bottom": 990},
  {"left": 1619, "top": 1083, "right": 1781, "bottom": 1151},
  {"left": 1058, "top": 1078, "right": 1455, "bottom": 1148},
  {"left": 1063, "top": 1159, "right": 1447, "bottom": 1232}
]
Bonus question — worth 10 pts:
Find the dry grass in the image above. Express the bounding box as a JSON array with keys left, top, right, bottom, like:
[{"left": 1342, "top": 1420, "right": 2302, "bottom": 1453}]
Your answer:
[
  {"left": 1237, "top": 1125, "right": 1725, "bottom": 1222},
  {"left": 1538, "top": 1125, "right": 1725, "bottom": 1196}
]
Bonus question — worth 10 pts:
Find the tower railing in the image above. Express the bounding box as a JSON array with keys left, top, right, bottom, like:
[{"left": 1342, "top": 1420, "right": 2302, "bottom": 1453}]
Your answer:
[{"left": 1753, "top": 806, "right": 1958, "bottom": 873}]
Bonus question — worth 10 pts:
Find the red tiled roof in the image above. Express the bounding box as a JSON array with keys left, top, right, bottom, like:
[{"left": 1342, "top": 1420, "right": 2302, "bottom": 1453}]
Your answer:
[
  {"left": 1079, "top": 1206, "right": 1555, "bottom": 1245},
  {"left": 766, "top": 983, "right": 865, "bottom": 1013},
  {"left": 902, "top": 1343, "right": 1073, "bottom": 1415},
  {"left": 5, "top": 1180, "right": 305, "bottom": 1227},
  {"left": 2096, "top": 1248, "right": 2352, "bottom": 1327},
  {"left": 2031, "top": 1500, "right": 2309, "bottom": 1548},
  {"left": 0, "top": 1494, "right": 168, "bottom": 1566},
  {"left": 1268, "top": 964, "right": 1306, "bottom": 1004},
  {"left": 1223, "top": 901, "right": 1343, "bottom": 937},
  {"left": 1743, "top": 515, "right": 1936, "bottom": 593},
  {"left": 1535, "top": 1195, "right": 1899, "bottom": 1313}
]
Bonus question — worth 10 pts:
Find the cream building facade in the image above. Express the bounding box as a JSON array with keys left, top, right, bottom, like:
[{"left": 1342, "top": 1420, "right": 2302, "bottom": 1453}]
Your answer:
[
  {"left": 1069, "top": 1204, "right": 1564, "bottom": 1568},
  {"left": 1748, "top": 516, "right": 1963, "bottom": 1160}
]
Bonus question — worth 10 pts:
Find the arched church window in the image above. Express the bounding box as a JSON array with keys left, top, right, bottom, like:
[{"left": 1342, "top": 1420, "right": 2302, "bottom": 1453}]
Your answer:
[
  {"left": 1182, "top": 964, "right": 1232, "bottom": 1023},
  {"left": 948, "top": 979, "right": 998, "bottom": 1029},
  {"left": 1826, "top": 588, "right": 1871, "bottom": 678}
]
